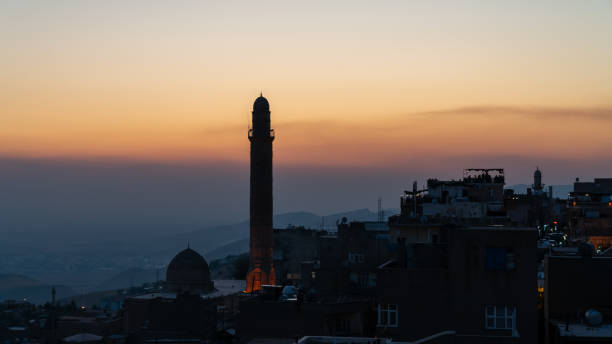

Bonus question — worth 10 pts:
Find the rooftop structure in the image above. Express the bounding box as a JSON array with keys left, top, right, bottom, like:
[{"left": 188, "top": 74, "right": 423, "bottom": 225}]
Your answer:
[
  {"left": 463, "top": 168, "right": 505, "bottom": 184},
  {"left": 122, "top": 249, "right": 243, "bottom": 342},
  {"left": 394, "top": 169, "right": 506, "bottom": 225},
  {"left": 567, "top": 177, "right": 612, "bottom": 249},
  {"left": 544, "top": 254, "right": 612, "bottom": 343},
  {"left": 377, "top": 226, "right": 536, "bottom": 343}
]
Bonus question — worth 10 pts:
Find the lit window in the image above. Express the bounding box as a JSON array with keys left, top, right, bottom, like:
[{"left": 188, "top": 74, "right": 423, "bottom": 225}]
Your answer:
[
  {"left": 377, "top": 304, "right": 398, "bottom": 327},
  {"left": 485, "top": 306, "right": 515, "bottom": 330}
]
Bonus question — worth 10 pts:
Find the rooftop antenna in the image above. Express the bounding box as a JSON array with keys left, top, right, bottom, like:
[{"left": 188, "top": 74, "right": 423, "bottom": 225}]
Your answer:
[
  {"left": 378, "top": 197, "right": 383, "bottom": 223},
  {"left": 187, "top": 240, "right": 190, "bottom": 249},
  {"left": 51, "top": 286, "right": 56, "bottom": 307},
  {"left": 414, "top": 181, "right": 418, "bottom": 217}
]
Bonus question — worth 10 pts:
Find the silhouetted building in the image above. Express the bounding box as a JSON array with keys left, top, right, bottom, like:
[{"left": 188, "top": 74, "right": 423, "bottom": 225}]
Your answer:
[
  {"left": 237, "top": 287, "right": 373, "bottom": 343},
  {"left": 122, "top": 248, "right": 243, "bottom": 343},
  {"left": 376, "top": 226, "right": 537, "bottom": 344},
  {"left": 392, "top": 168, "right": 507, "bottom": 225},
  {"left": 246, "top": 94, "right": 276, "bottom": 293},
  {"left": 567, "top": 178, "right": 612, "bottom": 251},
  {"left": 505, "top": 168, "right": 560, "bottom": 230},
  {"left": 246, "top": 218, "right": 537, "bottom": 342},
  {"left": 273, "top": 227, "right": 328, "bottom": 286},
  {"left": 272, "top": 221, "right": 392, "bottom": 298},
  {"left": 544, "top": 252, "right": 612, "bottom": 343},
  {"left": 41, "top": 311, "right": 123, "bottom": 344},
  {"left": 320, "top": 221, "right": 391, "bottom": 297}
]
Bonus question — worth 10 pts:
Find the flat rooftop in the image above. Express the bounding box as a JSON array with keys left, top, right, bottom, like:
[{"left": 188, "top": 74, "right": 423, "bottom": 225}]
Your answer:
[
  {"left": 464, "top": 226, "right": 535, "bottom": 231},
  {"left": 131, "top": 279, "right": 245, "bottom": 300},
  {"left": 554, "top": 321, "right": 612, "bottom": 338}
]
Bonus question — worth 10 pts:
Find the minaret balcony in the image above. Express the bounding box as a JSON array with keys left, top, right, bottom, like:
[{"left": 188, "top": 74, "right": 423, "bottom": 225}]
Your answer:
[{"left": 248, "top": 128, "right": 275, "bottom": 140}]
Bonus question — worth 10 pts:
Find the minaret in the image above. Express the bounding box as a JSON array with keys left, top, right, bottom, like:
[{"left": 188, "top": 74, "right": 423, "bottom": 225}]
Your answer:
[
  {"left": 245, "top": 94, "right": 275, "bottom": 293},
  {"left": 533, "top": 167, "right": 543, "bottom": 193}
]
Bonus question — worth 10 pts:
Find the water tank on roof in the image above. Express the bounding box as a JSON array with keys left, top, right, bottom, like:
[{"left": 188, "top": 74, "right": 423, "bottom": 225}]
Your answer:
[
  {"left": 585, "top": 309, "right": 603, "bottom": 326},
  {"left": 279, "top": 285, "right": 297, "bottom": 301}
]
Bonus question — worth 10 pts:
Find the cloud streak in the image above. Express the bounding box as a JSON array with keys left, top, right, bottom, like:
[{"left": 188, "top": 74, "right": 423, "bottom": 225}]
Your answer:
[
  {"left": 408, "top": 106, "right": 612, "bottom": 121},
  {"left": 3, "top": 104, "right": 611, "bottom": 167}
]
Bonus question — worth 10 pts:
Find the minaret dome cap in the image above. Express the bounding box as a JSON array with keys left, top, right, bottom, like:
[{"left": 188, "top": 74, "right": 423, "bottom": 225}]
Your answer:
[{"left": 253, "top": 94, "right": 269, "bottom": 112}]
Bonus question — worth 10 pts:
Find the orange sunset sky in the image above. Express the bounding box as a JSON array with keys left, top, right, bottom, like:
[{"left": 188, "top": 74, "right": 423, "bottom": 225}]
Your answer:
[{"left": 2, "top": 1, "right": 612, "bottom": 178}]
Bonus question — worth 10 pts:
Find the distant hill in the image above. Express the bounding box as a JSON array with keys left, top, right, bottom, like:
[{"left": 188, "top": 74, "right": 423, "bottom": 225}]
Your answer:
[
  {"left": 94, "top": 267, "right": 166, "bottom": 291},
  {"left": 0, "top": 274, "right": 40, "bottom": 291},
  {"left": 205, "top": 238, "right": 249, "bottom": 261},
  {"left": 86, "top": 208, "right": 399, "bottom": 291},
  {"left": 209, "top": 253, "right": 249, "bottom": 280},
  {"left": 0, "top": 208, "right": 399, "bottom": 293},
  {"left": 506, "top": 184, "right": 572, "bottom": 199},
  {"left": 152, "top": 208, "right": 398, "bottom": 261},
  {"left": 0, "top": 274, "right": 76, "bottom": 304},
  {"left": 203, "top": 208, "right": 399, "bottom": 261}
]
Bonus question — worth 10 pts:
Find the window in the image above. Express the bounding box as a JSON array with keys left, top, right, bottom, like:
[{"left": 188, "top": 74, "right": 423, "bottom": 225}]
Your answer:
[
  {"left": 273, "top": 250, "right": 284, "bottom": 260},
  {"left": 348, "top": 252, "right": 364, "bottom": 263},
  {"left": 486, "top": 248, "right": 505, "bottom": 270},
  {"left": 353, "top": 272, "right": 376, "bottom": 288},
  {"left": 431, "top": 234, "right": 439, "bottom": 244},
  {"left": 286, "top": 273, "right": 301, "bottom": 279},
  {"left": 485, "top": 306, "right": 515, "bottom": 330},
  {"left": 377, "top": 304, "right": 398, "bottom": 327},
  {"left": 486, "top": 248, "right": 515, "bottom": 271},
  {"left": 335, "top": 318, "right": 350, "bottom": 332},
  {"left": 368, "top": 272, "right": 377, "bottom": 288},
  {"left": 358, "top": 272, "right": 369, "bottom": 288},
  {"left": 505, "top": 251, "right": 516, "bottom": 270},
  {"left": 472, "top": 245, "right": 480, "bottom": 267}
]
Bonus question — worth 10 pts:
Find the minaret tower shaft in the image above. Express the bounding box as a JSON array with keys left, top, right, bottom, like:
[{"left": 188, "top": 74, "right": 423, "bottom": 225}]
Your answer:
[
  {"left": 245, "top": 94, "right": 275, "bottom": 293},
  {"left": 533, "top": 167, "right": 543, "bottom": 193}
]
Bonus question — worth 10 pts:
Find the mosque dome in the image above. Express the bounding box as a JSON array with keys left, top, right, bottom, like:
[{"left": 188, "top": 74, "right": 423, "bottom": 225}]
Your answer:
[
  {"left": 253, "top": 95, "right": 269, "bottom": 112},
  {"left": 165, "top": 248, "right": 214, "bottom": 294}
]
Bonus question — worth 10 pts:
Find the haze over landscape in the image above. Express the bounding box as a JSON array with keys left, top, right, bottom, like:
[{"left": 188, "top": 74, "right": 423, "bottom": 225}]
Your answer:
[{"left": 1, "top": 1, "right": 612, "bottom": 302}]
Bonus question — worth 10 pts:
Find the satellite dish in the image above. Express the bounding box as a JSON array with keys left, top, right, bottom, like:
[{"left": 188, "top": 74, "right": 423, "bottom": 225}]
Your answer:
[{"left": 585, "top": 309, "right": 603, "bottom": 326}]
